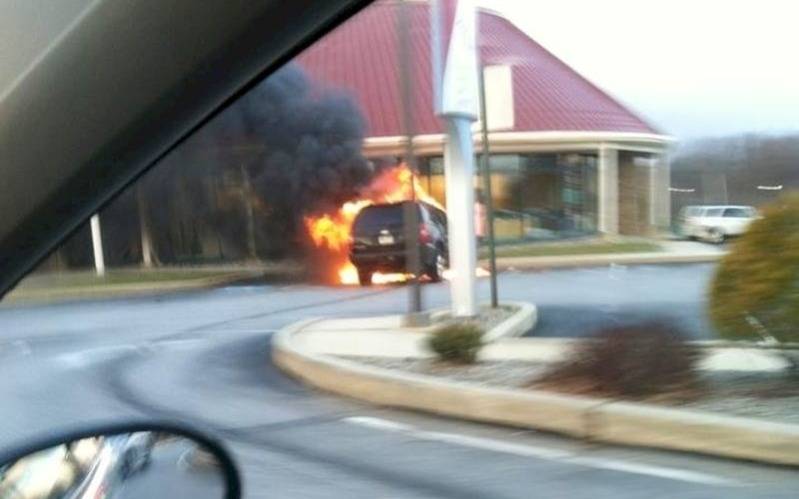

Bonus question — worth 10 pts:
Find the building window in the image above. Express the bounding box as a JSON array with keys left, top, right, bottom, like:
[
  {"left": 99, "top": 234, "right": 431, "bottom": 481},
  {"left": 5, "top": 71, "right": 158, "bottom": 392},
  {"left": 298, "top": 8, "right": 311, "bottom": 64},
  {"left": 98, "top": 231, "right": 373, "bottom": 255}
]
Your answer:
[{"left": 418, "top": 152, "right": 598, "bottom": 242}]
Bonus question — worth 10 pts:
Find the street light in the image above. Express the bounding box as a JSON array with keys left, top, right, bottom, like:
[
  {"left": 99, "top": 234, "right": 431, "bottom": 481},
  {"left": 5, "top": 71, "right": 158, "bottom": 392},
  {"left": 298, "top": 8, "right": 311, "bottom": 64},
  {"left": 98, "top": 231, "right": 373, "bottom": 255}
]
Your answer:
[{"left": 757, "top": 185, "right": 783, "bottom": 191}]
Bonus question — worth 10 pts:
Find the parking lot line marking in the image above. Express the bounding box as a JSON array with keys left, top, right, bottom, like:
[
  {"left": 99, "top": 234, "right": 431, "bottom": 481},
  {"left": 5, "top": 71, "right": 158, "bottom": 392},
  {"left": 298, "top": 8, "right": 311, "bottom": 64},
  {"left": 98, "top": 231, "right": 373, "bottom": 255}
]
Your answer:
[
  {"left": 345, "top": 416, "right": 415, "bottom": 433},
  {"left": 54, "top": 345, "right": 139, "bottom": 369},
  {"left": 343, "top": 416, "right": 739, "bottom": 487}
]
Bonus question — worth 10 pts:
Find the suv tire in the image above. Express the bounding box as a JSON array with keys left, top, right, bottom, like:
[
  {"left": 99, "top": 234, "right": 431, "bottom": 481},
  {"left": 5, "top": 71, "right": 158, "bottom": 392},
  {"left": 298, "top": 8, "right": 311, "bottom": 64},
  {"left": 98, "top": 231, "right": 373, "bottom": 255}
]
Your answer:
[
  {"left": 357, "top": 268, "right": 373, "bottom": 286},
  {"left": 426, "top": 250, "right": 446, "bottom": 283},
  {"left": 706, "top": 228, "right": 726, "bottom": 244}
]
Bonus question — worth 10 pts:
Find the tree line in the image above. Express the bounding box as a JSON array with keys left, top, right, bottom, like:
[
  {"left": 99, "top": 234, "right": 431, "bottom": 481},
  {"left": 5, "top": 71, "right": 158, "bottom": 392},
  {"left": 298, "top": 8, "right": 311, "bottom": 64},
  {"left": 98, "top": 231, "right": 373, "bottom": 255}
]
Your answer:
[
  {"left": 42, "top": 64, "right": 380, "bottom": 271},
  {"left": 671, "top": 133, "right": 799, "bottom": 214}
]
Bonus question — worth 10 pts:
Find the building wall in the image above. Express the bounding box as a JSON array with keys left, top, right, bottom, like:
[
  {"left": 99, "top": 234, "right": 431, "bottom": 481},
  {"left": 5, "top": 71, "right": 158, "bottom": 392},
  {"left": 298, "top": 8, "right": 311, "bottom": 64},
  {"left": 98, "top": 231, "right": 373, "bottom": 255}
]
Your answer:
[
  {"left": 618, "top": 152, "right": 652, "bottom": 236},
  {"left": 373, "top": 139, "right": 671, "bottom": 241},
  {"left": 652, "top": 154, "right": 672, "bottom": 229}
]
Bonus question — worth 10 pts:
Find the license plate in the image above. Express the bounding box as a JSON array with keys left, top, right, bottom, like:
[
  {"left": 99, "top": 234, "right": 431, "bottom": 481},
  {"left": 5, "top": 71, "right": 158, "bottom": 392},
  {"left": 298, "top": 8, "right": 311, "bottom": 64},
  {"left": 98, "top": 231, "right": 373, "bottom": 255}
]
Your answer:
[{"left": 378, "top": 234, "right": 395, "bottom": 245}]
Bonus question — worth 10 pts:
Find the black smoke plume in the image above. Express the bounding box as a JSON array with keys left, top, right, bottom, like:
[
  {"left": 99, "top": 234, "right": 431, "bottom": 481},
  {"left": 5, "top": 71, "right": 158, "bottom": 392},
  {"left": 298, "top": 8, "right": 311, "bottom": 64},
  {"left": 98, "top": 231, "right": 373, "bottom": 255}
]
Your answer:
[
  {"left": 212, "top": 64, "right": 377, "bottom": 219},
  {"left": 47, "top": 64, "right": 381, "bottom": 270}
]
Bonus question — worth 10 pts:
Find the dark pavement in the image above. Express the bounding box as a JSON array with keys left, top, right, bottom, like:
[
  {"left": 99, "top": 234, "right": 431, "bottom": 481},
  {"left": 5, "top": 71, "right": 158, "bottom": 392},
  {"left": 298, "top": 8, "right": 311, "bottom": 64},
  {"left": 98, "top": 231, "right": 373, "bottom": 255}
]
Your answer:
[{"left": 1, "top": 263, "right": 796, "bottom": 498}]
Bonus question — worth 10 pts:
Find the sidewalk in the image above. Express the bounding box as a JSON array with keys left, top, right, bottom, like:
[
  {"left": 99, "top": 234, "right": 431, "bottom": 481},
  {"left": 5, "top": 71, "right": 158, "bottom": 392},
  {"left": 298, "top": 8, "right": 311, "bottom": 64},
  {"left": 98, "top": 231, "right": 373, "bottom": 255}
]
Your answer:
[
  {"left": 294, "top": 302, "right": 537, "bottom": 357},
  {"left": 490, "top": 240, "right": 725, "bottom": 271}
]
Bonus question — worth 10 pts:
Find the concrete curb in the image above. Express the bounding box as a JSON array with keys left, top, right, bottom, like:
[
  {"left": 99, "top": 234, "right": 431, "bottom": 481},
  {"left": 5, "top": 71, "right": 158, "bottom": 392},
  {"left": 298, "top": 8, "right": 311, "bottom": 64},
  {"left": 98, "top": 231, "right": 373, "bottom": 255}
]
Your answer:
[
  {"left": 4, "top": 271, "right": 256, "bottom": 304},
  {"left": 483, "top": 301, "right": 537, "bottom": 342},
  {"left": 273, "top": 320, "right": 799, "bottom": 466},
  {"left": 492, "top": 252, "right": 722, "bottom": 271}
]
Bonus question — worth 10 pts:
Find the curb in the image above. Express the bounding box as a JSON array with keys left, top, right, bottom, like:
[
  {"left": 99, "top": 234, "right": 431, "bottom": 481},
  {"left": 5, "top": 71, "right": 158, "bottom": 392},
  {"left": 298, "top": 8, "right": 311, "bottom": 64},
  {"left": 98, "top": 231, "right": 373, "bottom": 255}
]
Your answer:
[
  {"left": 4, "top": 271, "right": 256, "bottom": 304},
  {"left": 491, "top": 252, "right": 722, "bottom": 271},
  {"left": 483, "top": 301, "right": 537, "bottom": 342},
  {"left": 272, "top": 320, "right": 799, "bottom": 467}
]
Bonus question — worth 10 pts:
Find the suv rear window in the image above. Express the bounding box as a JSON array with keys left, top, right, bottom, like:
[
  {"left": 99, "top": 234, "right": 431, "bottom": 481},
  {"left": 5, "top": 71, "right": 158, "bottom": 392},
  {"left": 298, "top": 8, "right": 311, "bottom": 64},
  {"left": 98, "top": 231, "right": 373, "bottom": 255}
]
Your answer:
[
  {"left": 704, "top": 208, "right": 724, "bottom": 217},
  {"left": 353, "top": 203, "right": 410, "bottom": 232}
]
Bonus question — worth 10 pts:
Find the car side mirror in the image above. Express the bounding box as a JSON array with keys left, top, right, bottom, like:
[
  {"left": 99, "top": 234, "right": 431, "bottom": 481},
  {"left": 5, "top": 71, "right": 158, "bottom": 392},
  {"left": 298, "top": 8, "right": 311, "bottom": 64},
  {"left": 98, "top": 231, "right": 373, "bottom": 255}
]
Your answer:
[{"left": 0, "top": 422, "right": 240, "bottom": 499}]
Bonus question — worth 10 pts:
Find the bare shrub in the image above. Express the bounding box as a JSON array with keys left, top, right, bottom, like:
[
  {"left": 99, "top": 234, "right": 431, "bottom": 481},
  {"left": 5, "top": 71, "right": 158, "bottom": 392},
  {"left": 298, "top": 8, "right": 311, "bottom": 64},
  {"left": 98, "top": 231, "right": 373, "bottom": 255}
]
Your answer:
[{"left": 537, "top": 322, "right": 700, "bottom": 399}]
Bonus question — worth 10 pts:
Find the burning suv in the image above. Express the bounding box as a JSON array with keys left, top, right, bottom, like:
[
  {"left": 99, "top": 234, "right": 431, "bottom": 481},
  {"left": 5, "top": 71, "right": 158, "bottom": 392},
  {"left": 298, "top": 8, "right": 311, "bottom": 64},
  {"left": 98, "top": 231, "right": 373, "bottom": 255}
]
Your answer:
[{"left": 350, "top": 201, "right": 448, "bottom": 285}]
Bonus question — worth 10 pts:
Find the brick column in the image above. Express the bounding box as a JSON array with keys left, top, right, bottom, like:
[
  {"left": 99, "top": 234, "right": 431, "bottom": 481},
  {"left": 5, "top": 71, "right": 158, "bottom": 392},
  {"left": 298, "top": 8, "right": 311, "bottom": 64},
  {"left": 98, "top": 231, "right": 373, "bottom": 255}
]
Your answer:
[
  {"left": 598, "top": 146, "right": 619, "bottom": 235},
  {"left": 650, "top": 152, "right": 671, "bottom": 230}
]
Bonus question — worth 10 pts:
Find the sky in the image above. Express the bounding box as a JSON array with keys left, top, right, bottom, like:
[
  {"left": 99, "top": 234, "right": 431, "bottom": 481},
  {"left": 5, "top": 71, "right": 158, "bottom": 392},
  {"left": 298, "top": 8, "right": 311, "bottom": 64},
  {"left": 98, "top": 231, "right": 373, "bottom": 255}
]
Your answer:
[
  {"left": 481, "top": 0, "right": 799, "bottom": 140},
  {"left": 2, "top": 0, "right": 797, "bottom": 142}
]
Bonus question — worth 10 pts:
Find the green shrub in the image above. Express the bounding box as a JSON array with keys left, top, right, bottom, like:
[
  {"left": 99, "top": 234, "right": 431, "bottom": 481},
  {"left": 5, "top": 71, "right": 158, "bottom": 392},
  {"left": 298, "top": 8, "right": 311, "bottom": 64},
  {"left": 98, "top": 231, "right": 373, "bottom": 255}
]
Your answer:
[
  {"left": 427, "top": 323, "right": 484, "bottom": 364},
  {"left": 538, "top": 322, "right": 700, "bottom": 399},
  {"left": 709, "top": 193, "right": 799, "bottom": 342}
]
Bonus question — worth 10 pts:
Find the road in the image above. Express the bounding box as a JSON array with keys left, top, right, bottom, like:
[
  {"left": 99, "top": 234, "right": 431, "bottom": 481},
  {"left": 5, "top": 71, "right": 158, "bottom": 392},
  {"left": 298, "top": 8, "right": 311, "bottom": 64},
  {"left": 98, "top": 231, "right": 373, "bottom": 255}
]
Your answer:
[
  {"left": 516, "top": 263, "right": 717, "bottom": 339},
  {"left": 0, "top": 264, "right": 797, "bottom": 498}
]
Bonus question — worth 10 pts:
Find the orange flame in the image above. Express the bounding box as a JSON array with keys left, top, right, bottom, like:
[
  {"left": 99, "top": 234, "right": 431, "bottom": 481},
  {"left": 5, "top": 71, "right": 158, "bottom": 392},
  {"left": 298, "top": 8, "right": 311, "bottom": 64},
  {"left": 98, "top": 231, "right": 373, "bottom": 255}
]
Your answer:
[{"left": 304, "top": 164, "right": 443, "bottom": 285}]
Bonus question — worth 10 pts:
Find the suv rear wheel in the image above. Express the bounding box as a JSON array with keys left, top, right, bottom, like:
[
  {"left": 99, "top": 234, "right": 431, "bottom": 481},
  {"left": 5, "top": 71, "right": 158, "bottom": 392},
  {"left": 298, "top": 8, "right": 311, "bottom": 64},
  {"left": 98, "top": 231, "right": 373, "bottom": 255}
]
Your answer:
[
  {"left": 357, "top": 268, "right": 372, "bottom": 286},
  {"left": 426, "top": 251, "right": 446, "bottom": 283}
]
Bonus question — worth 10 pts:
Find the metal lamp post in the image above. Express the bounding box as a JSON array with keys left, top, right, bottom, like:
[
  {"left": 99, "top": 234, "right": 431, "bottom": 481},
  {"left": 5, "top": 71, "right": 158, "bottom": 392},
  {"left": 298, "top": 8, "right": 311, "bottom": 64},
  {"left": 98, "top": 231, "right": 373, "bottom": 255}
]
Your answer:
[{"left": 431, "top": 0, "right": 480, "bottom": 317}]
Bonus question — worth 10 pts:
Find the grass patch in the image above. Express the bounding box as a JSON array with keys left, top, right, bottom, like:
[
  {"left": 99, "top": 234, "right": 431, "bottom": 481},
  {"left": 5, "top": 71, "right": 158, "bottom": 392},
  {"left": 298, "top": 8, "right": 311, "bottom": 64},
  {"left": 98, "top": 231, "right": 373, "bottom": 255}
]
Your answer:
[
  {"left": 481, "top": 240, "right": 661, "bottom": 259},
  {"left": 12, "top": 268, "right": 233, "bottom": 291}
]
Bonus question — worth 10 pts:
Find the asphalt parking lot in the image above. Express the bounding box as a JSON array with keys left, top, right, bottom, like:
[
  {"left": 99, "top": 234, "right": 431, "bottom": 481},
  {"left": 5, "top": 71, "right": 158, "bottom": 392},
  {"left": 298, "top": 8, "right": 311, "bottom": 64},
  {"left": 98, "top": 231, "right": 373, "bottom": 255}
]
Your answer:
[{"left": 4, "top": 263, "right": 783, "bottom": 499}]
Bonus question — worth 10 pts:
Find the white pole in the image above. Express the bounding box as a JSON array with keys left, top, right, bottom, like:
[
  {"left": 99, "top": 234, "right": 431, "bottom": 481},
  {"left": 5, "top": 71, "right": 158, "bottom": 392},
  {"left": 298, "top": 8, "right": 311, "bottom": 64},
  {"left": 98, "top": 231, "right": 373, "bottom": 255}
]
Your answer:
[
  {"left": 432, "top": 0, "right": 480, "bottom": 318},
  {"left": 444, "top": 116, "right": 478, "bottom": 316},
  {"left": 90, "top": 214, "right": 105, "bottom": 276},
  {"left": 137, "top": 186, "right": 154, "bottom": 267},
  {"left": 141, "top": 227, "right": 153, "bottom": 267}
]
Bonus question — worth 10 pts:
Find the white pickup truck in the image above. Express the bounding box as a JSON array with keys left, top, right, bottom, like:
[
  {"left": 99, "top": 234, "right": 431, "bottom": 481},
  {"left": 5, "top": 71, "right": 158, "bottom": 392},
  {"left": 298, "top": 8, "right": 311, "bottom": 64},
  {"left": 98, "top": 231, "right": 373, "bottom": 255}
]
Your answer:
[{"left": 678, "top": 205, "right": 759, "bottom": 243}]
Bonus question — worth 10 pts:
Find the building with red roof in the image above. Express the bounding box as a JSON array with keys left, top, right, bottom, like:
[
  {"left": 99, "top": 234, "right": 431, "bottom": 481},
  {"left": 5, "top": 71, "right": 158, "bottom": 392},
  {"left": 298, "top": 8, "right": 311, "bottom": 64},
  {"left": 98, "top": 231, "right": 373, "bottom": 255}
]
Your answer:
[{"left": 297, "top": 0, "right": 672, "bottom": 238}]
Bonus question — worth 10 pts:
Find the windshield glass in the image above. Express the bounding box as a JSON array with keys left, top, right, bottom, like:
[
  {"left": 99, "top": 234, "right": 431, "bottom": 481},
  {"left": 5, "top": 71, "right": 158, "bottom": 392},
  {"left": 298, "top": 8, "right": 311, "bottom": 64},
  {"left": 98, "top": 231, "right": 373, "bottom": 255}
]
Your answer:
[
  {"left": 3, "top": 1, "right": 799, "bottom": 497},
  {"left": 724, "top": 208, "right": 750, "bottom": 218}
]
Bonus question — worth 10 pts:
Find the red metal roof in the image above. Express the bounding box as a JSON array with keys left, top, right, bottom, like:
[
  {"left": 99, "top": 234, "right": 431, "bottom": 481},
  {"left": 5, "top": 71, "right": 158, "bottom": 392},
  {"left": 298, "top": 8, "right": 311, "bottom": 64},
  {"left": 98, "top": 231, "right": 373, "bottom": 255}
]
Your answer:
[{"left": 295, "top": 1, "right": 658, "bottom": 138}]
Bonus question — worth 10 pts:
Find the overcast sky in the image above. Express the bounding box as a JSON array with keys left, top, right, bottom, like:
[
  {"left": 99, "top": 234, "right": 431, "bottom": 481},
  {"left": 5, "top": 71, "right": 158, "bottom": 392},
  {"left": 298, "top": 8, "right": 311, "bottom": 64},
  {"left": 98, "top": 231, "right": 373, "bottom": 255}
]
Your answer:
[
  {"left": 3, "top": 0, "right": 797, "bottom": 142},
  {"left": 481, "top": 0, "right": 799, "bottom": 140}
]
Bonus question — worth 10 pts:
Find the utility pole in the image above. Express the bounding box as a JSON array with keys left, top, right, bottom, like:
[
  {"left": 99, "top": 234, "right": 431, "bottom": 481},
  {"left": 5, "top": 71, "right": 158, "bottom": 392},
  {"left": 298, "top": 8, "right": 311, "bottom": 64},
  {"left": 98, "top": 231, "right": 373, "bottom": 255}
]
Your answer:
[
  {"left": 90, "top": 214, "right": 105, "bottom": 276},
  {"left": 398, "top": 0, "right": 424, "bottom": 324},
  {"left": 478, "top": 65, "right": 498, "bottom": 308}
]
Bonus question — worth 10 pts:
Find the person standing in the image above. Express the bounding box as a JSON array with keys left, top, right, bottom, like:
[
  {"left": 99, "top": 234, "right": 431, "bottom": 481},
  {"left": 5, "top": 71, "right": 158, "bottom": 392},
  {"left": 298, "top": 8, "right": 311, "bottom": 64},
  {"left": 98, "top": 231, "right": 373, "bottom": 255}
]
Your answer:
[{"left": 474, "top": 188, "right": 487, "bottom": 242}]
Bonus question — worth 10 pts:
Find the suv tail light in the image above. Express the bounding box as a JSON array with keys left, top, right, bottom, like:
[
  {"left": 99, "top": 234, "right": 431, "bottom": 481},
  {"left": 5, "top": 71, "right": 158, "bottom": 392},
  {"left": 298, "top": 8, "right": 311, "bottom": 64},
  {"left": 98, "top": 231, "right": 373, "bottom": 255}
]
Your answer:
[{"left": 419, "top": 225, "right": 432, "bottom": 244}]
